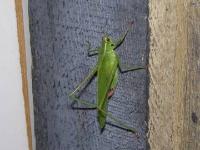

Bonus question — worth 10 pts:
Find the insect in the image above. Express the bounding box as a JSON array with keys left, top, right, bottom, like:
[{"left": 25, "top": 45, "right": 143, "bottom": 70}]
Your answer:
[{"left": 69, "top": 23, "right": 145, "bottom": 133}]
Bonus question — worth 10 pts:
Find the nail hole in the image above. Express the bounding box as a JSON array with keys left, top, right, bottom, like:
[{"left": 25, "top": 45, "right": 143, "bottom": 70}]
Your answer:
[{"left": 191, "top": 112, "right": 198, "bottom": 124}]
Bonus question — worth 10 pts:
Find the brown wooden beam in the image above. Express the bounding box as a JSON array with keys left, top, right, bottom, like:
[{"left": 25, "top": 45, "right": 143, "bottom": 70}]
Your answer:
[{"left": 15, "top": 0, "right": 32, "bottom": 150}]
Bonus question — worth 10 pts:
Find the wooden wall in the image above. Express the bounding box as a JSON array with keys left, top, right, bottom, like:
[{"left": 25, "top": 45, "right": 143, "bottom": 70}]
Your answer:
[
  {"left": 29, "top": 0, "right": 148, "bottom": 150},
  {"left": 148, "top": 0, "right": 200, "bottom": 149},
  {"left": 29, "top": 0, "right": 200, "bottom": 149}
]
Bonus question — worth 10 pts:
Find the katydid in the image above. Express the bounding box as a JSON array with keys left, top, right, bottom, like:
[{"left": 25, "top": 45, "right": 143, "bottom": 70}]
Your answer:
[{"left": 69, "top": 24, "right": 145, "bottom": 134}]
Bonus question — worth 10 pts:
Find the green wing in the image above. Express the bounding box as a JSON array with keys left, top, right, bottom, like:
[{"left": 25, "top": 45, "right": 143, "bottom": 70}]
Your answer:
[{"left": 97, "top": 54, "right": 118, "bottom": 129}]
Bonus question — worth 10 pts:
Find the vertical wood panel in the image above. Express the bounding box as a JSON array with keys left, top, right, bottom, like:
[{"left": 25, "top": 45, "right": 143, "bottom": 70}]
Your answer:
[
  {"left": 29, "top": 0, "right": 148, "bottom": 149},
  {"left": 149, "top": 0, "right": 200, "bottom": 149},
  {"left": 182, "top": 2, "right": 200, "bottom": 149},
  {"left": 15, "top": 0, "right": 33, "bottom": 150},
  {"left": 148, "top": 0, "right": 178, "bottom": 149}
]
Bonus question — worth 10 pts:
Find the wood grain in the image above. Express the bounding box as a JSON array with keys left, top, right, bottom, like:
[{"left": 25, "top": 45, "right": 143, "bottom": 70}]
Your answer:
[
  {"left": 148, "top": 0, "right": 200, "bottom": 149},
  {"left": 15, "top": 0, "right": 33, "bottom": 150},
  {"left": 29, "top": 0, "right": 148, "bottom": 149},
  {"left": 182, "top": 2, "right": 200, "bottom": 149}
]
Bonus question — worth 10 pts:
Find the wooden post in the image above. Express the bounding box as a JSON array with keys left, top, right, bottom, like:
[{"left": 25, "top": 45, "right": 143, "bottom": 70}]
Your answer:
[
  {"left": 148, "top": 0, "right": 200, "bottom": 149},
  {"left": 15, "top": 0, "right": 33, "bottom": 150}
]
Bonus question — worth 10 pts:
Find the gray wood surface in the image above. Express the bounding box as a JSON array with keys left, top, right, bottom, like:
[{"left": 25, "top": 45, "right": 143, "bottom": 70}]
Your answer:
[
  {"left": 148, "top": 0, "right": 200, "bottom": 150},
  {"left": 182, "top": 2, "right": 200, "bottom": 149},
  {"left": 29, "top": 0, "right": 148, "bottom": 150}
]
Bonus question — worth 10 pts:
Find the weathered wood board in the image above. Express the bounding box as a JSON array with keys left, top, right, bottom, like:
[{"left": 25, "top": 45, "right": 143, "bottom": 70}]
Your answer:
[
  {"left": 29, "top": 0, "right": 148, "bottom": 150},
  {"left": 148, "top": 0, "right": 200, "bottom": 149}
]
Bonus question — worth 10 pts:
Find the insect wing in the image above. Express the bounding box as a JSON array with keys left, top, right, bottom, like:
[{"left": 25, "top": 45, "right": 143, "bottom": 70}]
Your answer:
[{"left": 97, "top": 55, "right": 118, "bottom": 129}]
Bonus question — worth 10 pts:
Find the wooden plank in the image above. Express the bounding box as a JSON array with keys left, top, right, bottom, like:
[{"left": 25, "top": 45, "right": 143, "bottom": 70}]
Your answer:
[
  {"left": 148, "top": 0, "right": 200, "bottom": 149},
  {"left": 15, "top": 0, "right": 33, "bottom": 150},
  {"left": 148, "top": 1, "right": 179, "bottom": 149},
  {"left": 29, "top": 0, "right": 148, "bottom": 149},
  {"left": 182, "top": 1, "right": 200, "bottom": 149}
]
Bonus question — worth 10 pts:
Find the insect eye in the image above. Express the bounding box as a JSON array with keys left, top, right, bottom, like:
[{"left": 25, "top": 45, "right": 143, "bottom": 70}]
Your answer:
[
  {"left": 111, "top": 44, "right": 114, "bottom": 46},
  {"left": 107, "top": 38, "right": 110, "bottom": 42}
]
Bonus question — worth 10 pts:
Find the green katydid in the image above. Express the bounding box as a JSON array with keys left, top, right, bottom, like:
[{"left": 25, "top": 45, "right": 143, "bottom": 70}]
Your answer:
[{"left": 69, "top": 23, "right": 145, "bottom": 134}]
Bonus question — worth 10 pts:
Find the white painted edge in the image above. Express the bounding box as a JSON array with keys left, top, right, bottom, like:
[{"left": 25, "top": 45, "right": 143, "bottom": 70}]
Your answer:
[
  {"left": 0, "top": 1, "right": 29, "bottom": 150},
  {"left": 22, "top": 0, "right": 36, "bottom": 150}
]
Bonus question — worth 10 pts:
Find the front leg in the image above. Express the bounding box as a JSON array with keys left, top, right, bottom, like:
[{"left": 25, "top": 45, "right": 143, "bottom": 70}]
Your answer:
[
  {"left": 114, "top": 21, "right": 134, "bottom": 50},
  {"left": 114, "top": 30, "right": 128, "bottom": 50},
  {"left": 86, "top": 41, "right": 100, "bottom": 57},
  {"left": 117, "top": 55, "right": 146, "bottom": 73},
  {"left": 119, "top": 63, "right": 146, "bottom": 73}
]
